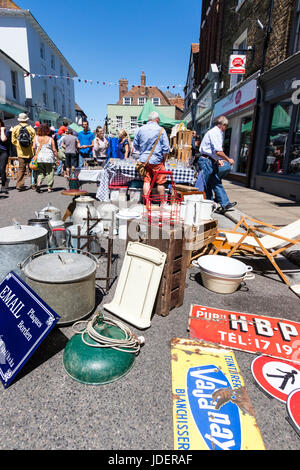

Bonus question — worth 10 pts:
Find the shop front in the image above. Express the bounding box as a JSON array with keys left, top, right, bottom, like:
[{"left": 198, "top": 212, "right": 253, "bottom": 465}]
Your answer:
[
  {"left": 251, "top": 52, "right": 300, "bottom": 201},
  {"left": 212, "top": 76, "right": 258, "bottom": 185}
]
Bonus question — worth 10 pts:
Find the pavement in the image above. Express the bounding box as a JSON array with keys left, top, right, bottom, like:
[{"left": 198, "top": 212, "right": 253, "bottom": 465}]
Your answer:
[{"left": 0, "top": 174, "right": 300, "bottom": 451}]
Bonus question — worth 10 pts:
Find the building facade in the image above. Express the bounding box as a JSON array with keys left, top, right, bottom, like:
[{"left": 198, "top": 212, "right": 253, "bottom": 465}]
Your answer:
[
  {"left": 0, "top": 48, "right": 28, "bottom": 120},
  {"left": 107, "top": 72, "right": 184, "bottom": 137},
  {"left": 194, "top": 0, "right": 300, "bottom": 200},
  {"left": 183, "top": 43, "right": 199, "bottom": 130},
  {"left": 0, "top": 0, "right": 77, "bottom": 127}
]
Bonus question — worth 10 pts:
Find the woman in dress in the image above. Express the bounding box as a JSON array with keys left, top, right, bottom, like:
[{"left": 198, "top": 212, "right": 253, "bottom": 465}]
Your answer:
[
  {"left": 93, "top": 126, "right": 108, "bottom": 164},
  {"left": 0, "top": 119, "right": 10, "bottom": 194},
  {"left": 33, "top": 123, "right": 58, "bottom": 193},
  {"left": 116, "top": 129, "right": 131, "bottom": 160}
]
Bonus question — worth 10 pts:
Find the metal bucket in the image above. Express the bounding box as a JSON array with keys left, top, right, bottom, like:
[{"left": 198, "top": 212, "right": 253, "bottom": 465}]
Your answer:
[
  {"left": 0, "top": 224, "right": 48, "bottom": 282},
  {"left": 20, "top": 249, "right": 98, "bottom": 326}
]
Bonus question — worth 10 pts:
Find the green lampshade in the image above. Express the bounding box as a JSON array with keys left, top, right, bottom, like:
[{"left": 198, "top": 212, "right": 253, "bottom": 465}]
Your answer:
[{"left": 63, "top": 320, "right": 136, "bottom": 385}]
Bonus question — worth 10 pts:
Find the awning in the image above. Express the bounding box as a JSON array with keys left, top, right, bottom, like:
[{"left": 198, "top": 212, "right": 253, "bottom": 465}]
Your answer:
[
  {"left": 0, "top": 103, "right": 26, "bottom": 116},
  {"left": 137, "top": 100, "right": 187, "bottom": 130},
  {"left": 69, "top": 122, "right": 83, "bottom": 133}
]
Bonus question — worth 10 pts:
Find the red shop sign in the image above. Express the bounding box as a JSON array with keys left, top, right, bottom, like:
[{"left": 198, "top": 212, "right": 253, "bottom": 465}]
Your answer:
[
  {"left": 188, "top": 305, "right": 300, "bottom": 364},
  {"left": 287, "top": 389, "right": 300, "bottom": 434},
  {"left": 251, "top": 356, "right": 300, "bottom": 402}
]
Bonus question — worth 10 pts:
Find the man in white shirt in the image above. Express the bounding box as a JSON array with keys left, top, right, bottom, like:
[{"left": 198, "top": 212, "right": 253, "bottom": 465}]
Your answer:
[{"left": 199, "top": 115, "right": 237, "bottom": 214}]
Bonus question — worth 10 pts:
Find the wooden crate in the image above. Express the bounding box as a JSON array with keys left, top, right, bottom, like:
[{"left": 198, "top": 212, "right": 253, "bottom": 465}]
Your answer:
[
  {"left": 184, "top": 219, "right": 218, "bottom": 267},
  {"left": 127, "top": 222, "right": 188, "bottom": 317}
]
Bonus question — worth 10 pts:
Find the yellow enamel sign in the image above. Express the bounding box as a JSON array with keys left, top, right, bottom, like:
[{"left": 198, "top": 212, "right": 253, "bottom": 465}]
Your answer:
[{"left": 171, "top": 338, "right": 265, "bottom": 450}]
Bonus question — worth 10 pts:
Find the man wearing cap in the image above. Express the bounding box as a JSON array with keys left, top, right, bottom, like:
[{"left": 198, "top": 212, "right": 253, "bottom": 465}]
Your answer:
[
  {"left": 11, "top": 113, "right": 35, "bottom": 191},
  {"left": 133, "top": 111, "right": 169, "bottom": 199}
]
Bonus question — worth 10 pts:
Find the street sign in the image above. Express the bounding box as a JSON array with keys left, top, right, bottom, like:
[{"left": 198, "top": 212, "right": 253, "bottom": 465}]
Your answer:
[
  {"left": 286, "top": 389, "right": 300, "bottom": 435},
  {"left": 251, "top": 356, "right": 300, "bottom": 403},
  {"left": 188, "top": 305, "right": 300, "bottom": 364},
  {"left": 0, "top": 272, "right": 60, "bottom": 388},
  {"left": 171, "top": 338, "right": 265, "bottom": 450},
  {"left": 229, "top": 54, "right": 246, "bottom": 74}
]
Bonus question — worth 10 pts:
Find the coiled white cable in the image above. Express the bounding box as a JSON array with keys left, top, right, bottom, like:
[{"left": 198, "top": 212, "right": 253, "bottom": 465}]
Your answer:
[{"left": 72, "top": 312, "right": 144, "bottom": 355}]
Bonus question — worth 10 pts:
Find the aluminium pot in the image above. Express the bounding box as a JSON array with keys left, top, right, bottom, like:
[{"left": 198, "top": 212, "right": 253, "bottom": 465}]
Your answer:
[
  {"left": 0, "top": 224, "right": 48, "bottom": 282},
  {"left": 20, "top": 249, "right": 98, "bottom": 326}
]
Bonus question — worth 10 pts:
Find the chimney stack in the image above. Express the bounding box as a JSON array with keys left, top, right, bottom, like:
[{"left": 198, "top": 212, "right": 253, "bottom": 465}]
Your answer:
[
  {"left": 141, "top": 71, "right": 146, "bottom": 95},
  {"left": 119, "top": 78, "right": 128, "bottom": 101}
]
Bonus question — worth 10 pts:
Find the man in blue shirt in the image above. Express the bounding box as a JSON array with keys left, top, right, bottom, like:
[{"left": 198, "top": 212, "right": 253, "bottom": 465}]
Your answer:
[
  {"left": 199, "top": 115, "right": 237, "bottom": 214},
  {"left": 77, "top": 121, "right": 94, "bottom": 168},
  {"left": 133, "top": 111, "right": 169, "bottom": 198}
]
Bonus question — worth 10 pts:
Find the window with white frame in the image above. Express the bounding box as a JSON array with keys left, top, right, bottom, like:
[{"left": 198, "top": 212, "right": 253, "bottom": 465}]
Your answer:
[
  {"left": 130, "top": 116, "right": 138, "bottom": 130},
  {"left": 230, "top": 30, "right": 247, "bottom": 88},
  {"left": 138, "top": 97, "right": 146, "bottom": 106},
  {"left": 11, "top": 70, "right": 18, "bottom": 100},
  {"left": 123, "top": 97, "right": 132, "bottom": 105},
  {"left": 116, "top": 116, "right": 123, "bottom": 129},
  {"left": 152, "top": 97, "right": 160, "bottom": 106},
  {"left": 42, "top": 80, "right": 47, "bottom": 106},
  {"left": 60, "top": 64, "right": 64, "bottom": 77},
  {"left": 51, "top": 55, "right": 55, "bottom": 70},
  {"left": 40, "top": 42, "right": 45, "bottom": 60},
  {"left": 53, "top": 87, "right": 57, "bottom": 111}
]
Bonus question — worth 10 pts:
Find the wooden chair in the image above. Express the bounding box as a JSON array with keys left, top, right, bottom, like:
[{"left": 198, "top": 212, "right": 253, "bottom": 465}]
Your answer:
[
  {"left": 6, "top": 157, "right": 19, "bottom": 180},
  {"left": 213, "top": 215, "right": 300, "bottom": 288}
]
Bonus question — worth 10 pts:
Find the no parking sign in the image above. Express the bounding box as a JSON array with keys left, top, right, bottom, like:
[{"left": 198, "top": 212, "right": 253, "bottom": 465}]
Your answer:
[{"left": 251, "top": 356, "right": 300, "bottom": 403}]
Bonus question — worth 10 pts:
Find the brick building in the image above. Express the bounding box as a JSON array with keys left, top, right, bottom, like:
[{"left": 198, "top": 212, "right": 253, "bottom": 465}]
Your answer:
[
  {"left": 193, "top": 0, "right": 300, "bottom": 200},
  {"left": 107, "top": 72, "right": 184, "bottom": 137}
]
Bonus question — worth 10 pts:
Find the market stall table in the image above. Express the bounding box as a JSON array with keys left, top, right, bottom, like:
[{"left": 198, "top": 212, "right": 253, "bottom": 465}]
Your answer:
[{"left": 96, "top": 160, "right": 196, "bottom": 202}]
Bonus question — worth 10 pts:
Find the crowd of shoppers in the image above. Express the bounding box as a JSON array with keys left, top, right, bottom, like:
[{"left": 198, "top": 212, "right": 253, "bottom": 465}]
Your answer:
[
  {"left": 0, "top": 113, "right": 110, "bottom": 195},
  {"left": 0, "top": 111, "right": 236, "bottom": 214}
]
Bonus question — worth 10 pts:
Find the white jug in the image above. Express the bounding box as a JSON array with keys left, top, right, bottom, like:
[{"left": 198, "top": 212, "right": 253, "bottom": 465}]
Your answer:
[
  {"left": 184, "top": 199, "right": 216, "bottom": 225},
  {"left": 198, "top": 200, "right": 217, "bottom": 220}
]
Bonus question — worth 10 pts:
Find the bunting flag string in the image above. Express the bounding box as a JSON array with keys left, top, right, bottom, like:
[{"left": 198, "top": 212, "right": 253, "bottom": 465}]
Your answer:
[{"left": 24, "top": 72, "right": 184, "bottom": 90}]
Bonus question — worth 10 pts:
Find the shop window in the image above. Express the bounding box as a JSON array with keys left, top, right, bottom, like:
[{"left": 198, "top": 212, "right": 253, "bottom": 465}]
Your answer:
[
  {"left": 224, "top": 127, "right": 232, "bottom": 157},
  {"left": 287, "top": 106, "right": 300, "bottom": 175},
  {"left": 263, "top": 101, "right": 293, "bottom": 174},
  {"left": 237, "top": 116, "right": 253, "bottom": 173}
]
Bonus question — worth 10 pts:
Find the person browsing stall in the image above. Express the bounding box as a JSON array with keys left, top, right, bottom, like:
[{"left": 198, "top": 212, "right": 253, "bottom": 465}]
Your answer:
[
  {"left": 77, "top": 121, "right": 94, "bottom": 168},
  {"left": 133, "top": 111, "right": 169, "bottom": 198},
  {"left": 199, "top": 115, "right": 236, "bottom": 214}
]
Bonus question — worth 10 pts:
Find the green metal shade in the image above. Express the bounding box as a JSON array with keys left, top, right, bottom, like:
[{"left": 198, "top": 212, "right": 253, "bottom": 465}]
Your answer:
[{"left": 63, "top": 320, "right": 136, "bottom": 385}]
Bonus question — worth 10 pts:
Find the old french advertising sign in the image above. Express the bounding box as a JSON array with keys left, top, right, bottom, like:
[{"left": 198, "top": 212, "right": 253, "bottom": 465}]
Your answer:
[
  {"left": 0, "top": 272, "right": 60, "bottom": 388},
  {"left": 251, "top": 356, "right": 300, "bottom": 403},
  {"left": 171, "top": 338, "right": 265, "bottom": 450},
  {"left": 189, "top": 305, "right": 300, "bottom": 364},
  {"left": 286, "top": 389, "right": 300, "bottom": 435}
]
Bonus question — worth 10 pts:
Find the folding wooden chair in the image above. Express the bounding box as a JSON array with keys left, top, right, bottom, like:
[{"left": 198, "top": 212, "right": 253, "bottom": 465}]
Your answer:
[{"left": 213, "top": 215, "right": 300, "bottom": 288}]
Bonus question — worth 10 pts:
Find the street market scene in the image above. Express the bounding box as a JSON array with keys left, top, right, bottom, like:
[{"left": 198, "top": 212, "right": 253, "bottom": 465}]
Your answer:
[{"left": 0, "top": 0, "right": 300, "bottom": 454}]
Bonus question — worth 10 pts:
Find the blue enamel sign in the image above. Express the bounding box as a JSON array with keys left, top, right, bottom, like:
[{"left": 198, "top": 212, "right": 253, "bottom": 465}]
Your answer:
[
  {"left": 187, "top": 365, "right": 242, "bottom": 450},
  {"left": 0, "top": 272, "right": 60, "bottom": 388}
]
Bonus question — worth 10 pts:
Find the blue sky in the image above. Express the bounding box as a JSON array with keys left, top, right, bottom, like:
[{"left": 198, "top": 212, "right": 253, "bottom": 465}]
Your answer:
[{"left": 16, "top": 0, "right": 202, "bottom": 126}]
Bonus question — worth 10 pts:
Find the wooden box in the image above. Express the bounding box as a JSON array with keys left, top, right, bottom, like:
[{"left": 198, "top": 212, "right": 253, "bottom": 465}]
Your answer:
[
  {"left": 127, "top": 222, "right": 188, "bottom": 317},
  {"left": 184, "top": 219, "right": 218, "bottom": 267}
]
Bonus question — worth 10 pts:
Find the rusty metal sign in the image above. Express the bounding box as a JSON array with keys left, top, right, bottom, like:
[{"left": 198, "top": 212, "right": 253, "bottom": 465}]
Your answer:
[
  {"left": 188, "top": 305, "right": 300, "bottom": 364},
  {"left": 171, "top": 338, "right": 265, "bottom": 450}
]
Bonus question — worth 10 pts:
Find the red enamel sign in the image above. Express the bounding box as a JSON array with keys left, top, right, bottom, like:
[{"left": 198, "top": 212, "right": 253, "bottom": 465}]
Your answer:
[
  {"left": 188, "top": 305, "right": 300, "bottom": 364},
  {"left": 229, "top": 54, "right": 246, "bottom": 74},
  {"left": 251, "top": 356, "right": 300, "bottom": 402},
  {"left": 287, "top": 389, "right": 300, "bottom": 434}
]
